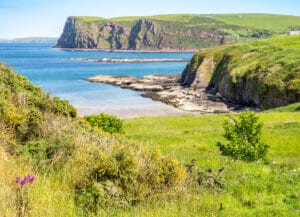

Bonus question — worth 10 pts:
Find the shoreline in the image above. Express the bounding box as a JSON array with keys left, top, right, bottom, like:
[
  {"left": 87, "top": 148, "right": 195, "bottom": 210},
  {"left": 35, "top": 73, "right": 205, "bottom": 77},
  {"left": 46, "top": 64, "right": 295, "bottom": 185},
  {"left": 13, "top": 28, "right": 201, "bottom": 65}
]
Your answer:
[
  {"left": 70, "top": 57, "right": 190, "bottom": 63},
  {"left": 52, "top": 46, "right": 198, "bottom": 53},
  {"left": 86, "top": 74, "right": 248, "bottom": 114}
]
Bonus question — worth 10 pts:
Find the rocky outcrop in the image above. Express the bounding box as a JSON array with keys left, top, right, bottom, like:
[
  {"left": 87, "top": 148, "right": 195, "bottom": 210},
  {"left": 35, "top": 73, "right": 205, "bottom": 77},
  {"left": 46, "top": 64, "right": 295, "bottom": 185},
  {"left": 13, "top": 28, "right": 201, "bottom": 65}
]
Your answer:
[
  {"left": 86, "top": 74, "right": 238, "bottom": 113},
  {"left": 57, "top": 17, "right": 99, "bottom": 48},
  {"left": 56, "top": 16, "right": 228, "bottom": 50}
]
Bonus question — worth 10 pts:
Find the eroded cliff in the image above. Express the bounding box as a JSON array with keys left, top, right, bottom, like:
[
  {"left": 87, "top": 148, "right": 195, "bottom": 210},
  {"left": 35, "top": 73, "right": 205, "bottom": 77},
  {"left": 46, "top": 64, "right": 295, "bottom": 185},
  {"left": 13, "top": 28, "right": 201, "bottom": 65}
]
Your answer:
[{"left": 179, "top": 36, "right": 300, "bottom": 109}]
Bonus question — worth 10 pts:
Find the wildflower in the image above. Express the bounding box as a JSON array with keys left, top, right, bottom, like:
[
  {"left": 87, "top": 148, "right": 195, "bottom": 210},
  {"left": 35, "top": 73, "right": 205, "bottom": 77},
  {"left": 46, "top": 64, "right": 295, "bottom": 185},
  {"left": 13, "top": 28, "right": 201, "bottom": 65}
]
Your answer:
[
  {"left": 16, "top": 174, "right": 35, "bottom": 188},
  {"left": 16, "top": 177, "right": 21, "bottom": 184},
  {"left": 20, "top": 179, "right": 26, "bottom": 188}
]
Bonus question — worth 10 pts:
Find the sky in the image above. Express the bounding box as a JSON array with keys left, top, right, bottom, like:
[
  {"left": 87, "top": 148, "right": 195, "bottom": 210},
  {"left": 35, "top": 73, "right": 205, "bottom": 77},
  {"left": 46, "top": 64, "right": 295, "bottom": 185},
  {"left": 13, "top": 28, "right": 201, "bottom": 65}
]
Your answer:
[{"left": 0, "top": 0, "right": 299, "bottom": 38}]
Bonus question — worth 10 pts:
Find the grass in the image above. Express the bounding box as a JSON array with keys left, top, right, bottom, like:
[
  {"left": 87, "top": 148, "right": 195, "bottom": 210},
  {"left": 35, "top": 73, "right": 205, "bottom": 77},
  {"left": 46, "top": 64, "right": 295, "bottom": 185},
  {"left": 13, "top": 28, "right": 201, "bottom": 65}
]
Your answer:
[
  {"left": 265, "top": 102, "right": 300, "bottom": 112},
  {"left": 2, "top": 105, "right": 299, "bottom": 216},
  {"left": 213, "top": 14, "right": 300, "bottom": 33},
  {"left": 122, "top": 110, "right": 300, "bottom": 216}
]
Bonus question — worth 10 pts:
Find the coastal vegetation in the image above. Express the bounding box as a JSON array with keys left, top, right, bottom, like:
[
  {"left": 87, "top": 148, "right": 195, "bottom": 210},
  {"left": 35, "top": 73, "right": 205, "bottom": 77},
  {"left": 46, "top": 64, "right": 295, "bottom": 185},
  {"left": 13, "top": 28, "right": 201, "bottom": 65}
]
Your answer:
[
  {"left": 0, "top": 61, "right": 299, "bottom": 216},
  {"left": 56, "top": 13, "right": 300, "bottom": 50},
  {"left": 124, "top": 107, "right": 300, "bottom": 216},
  {"left": 0, "top": 63, "right": 187, "bottom": 216}
]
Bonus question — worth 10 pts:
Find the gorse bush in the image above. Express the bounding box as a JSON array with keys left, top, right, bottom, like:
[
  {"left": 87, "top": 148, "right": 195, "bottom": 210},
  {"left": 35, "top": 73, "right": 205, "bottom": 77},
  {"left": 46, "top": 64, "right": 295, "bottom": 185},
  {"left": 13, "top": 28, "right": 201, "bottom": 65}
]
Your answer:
[
  {"left": 70, "top": 143, "right": 187, "bottom": 216},
  {"left": 85, "top": 113, "right": 123, "bottom": 134},
  {"left": 217, "top": 110, "right": 269, "bottom": 161},
  {"left": 0, "top": 63, "right": 77, "bottom": 146}
]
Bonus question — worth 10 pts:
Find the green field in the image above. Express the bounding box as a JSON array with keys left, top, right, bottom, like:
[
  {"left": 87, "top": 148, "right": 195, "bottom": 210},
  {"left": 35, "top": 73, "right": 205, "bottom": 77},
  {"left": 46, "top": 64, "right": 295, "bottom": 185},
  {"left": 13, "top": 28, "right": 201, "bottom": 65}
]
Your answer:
[
  {"left": 122, "top": 107, "right": 300, "bottom": 216},
  {"left": 213, "top": 14, "right": 300, "bottom": 33}
]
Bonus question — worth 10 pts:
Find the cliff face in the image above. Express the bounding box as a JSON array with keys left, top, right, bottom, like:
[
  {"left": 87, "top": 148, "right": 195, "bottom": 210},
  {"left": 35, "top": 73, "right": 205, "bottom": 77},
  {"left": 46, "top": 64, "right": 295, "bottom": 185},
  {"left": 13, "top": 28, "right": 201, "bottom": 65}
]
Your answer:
[
  {"left": 179, "top": 36, "right": 300, "bottom": 109},
  {"left": 57, "top": 17, "right": 98, "bottom": 48},
  {"left": 56, "top": 15, "right": 254, "bottom": 50}
]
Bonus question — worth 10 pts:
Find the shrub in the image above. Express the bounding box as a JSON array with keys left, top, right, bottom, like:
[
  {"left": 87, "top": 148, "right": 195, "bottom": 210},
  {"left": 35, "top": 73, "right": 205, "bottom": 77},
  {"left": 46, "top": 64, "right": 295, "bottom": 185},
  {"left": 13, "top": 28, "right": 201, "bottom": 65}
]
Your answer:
[
  {"left": 69, "top": 143, "right": 187, "bottom": 215},
  {"left": 22, "top": 108, "right": 43, "bottom": 141},
  {"left": 217, "top": 110, "right": 269, "bottom": 161},
  {"left": 53, "top": 97, "right": 77, "bottom": 118},
  {"left": 85, "top": 113, "right": 123, "bottom": 134},
  {"left": 21, "top": 138, "right": 75, "bottom": 172}
]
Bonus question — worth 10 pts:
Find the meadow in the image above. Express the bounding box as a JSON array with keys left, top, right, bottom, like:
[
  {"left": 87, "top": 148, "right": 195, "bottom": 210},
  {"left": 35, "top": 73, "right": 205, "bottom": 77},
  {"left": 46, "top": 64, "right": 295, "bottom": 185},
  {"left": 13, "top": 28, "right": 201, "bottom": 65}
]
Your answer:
[{"left": 121, "top": 106, "right": 300, "bottom": 216}]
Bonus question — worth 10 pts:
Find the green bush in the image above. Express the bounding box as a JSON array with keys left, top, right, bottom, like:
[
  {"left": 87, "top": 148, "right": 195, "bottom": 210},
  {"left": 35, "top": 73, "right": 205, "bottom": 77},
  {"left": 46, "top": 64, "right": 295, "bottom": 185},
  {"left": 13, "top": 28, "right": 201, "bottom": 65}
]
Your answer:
[
  {"left": 22, "top": 108, "right": 43, "bottom": 141},
  {"left": 21, "top": 137, "right": 75, "bottom": 172},
  {"left": 217, "top": 110, "right": 269, "bottom": 161},
  {"left": 70, "top": 143, "right": 187, "bottom": 215},
  {"left": 53, "top": 97, "right": 77, "bottom": 118},
  {"left": 85, "top": 113, "right": 123, "bottom": 134}
]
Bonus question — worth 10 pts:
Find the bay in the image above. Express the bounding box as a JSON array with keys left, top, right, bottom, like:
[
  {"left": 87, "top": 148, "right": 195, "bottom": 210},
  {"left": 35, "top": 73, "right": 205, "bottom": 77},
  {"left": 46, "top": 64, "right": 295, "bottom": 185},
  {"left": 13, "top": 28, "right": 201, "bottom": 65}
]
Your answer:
[{"left": 0, "top": 43, "right": 194, "bottom": 117}]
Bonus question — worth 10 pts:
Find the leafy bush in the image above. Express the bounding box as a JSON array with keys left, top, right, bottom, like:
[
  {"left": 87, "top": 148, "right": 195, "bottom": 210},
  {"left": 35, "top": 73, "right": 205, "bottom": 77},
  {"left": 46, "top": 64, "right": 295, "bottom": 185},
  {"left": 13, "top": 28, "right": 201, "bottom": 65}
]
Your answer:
[
  {"left": 217, "top": 110, "right": 269, "bottom": 161},
  {"left": 85, "top": 113, "right": 123, "bottom": 134},
  {"left": 53, "top": 97, "right": 77, "bottom": 118},
  {"left": 21, "top": 138, "right": 75, "bottom": 172}
]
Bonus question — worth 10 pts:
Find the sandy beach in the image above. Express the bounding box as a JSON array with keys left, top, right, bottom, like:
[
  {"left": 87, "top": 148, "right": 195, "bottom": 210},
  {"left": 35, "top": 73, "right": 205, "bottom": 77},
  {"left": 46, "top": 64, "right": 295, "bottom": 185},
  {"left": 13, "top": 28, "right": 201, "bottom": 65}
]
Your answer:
[{"left": 77, "top": 102, "right": 201, "bottom": 118}]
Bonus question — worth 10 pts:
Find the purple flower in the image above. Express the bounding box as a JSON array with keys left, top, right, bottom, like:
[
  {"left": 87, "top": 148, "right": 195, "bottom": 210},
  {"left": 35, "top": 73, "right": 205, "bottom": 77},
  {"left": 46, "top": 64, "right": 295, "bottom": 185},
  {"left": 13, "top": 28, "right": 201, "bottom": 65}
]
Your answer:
[
  {"left": 28, "top": 176, "right": 35, "bottom": 183},
  {"left": 20, "top": 179, "right": 26, "bottom": 188},
  {"left": 15, "top": 177, "right": 21, "bottom": 184},
  {"left": 16, "top": 174, "right": 35, "bottom": 187}
]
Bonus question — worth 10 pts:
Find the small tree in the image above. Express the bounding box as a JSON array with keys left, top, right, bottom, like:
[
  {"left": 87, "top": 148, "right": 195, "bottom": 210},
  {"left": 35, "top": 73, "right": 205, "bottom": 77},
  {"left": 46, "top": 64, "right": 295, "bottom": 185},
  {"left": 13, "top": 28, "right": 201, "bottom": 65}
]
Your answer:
[{"left": 217, "top": 110, "right": 268, "bottom": 161}]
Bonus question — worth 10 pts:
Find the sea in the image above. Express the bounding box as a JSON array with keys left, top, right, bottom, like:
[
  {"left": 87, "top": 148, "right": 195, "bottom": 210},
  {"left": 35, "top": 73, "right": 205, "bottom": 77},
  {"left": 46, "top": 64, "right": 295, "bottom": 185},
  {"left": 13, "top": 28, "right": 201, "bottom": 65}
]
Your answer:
[{"left": 0, "top": 43, "right": 194, "bottom": 117}]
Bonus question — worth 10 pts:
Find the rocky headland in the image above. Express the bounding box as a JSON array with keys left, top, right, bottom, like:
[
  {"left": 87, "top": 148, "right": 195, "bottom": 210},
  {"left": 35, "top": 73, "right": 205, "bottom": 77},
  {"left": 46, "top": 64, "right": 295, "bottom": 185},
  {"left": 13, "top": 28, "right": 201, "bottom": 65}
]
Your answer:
[{"left": 55, "top": 14, "right": 285, "bottom": 51}]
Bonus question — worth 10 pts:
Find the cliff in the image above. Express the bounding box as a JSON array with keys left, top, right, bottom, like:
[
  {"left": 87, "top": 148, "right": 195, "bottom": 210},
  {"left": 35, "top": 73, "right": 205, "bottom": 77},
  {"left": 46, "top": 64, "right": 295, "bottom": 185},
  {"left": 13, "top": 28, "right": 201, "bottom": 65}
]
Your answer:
[
  {"left": 56, "top": 14, "right": 300, "bottom": 50},
  {"left": 179, "top": 35, "right": 300, "bottom": 109}
]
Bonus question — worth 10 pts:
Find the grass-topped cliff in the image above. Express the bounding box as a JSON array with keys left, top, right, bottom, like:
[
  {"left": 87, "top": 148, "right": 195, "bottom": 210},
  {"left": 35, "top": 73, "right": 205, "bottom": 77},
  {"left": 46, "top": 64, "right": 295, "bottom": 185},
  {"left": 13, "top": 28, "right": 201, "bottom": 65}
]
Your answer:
[
  {"left": 56, "top": 13, "right": 300, "bottom": 50},
  {"left": 180, "top": 35, "right": 300, "bottom": 109}
]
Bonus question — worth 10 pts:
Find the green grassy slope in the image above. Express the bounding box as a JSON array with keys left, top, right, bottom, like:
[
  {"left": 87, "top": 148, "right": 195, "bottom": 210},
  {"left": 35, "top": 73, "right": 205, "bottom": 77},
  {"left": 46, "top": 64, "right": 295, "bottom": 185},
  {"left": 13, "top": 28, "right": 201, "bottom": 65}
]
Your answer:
[
  {"left": 213, "top": 13, "right": 300, "bottom": 33},
  {"left": 124, "top": 108, "right": 300, "bottom": 216}
]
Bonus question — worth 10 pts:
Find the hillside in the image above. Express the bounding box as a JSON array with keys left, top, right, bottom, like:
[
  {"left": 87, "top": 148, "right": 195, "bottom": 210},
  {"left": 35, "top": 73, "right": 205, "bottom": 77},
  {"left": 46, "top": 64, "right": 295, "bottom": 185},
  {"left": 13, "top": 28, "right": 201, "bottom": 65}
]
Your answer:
[
  {"left": 56, "top": 14, "right": 300, "bottom": 50},
  {"left": 180, "top": 35, "right": 300, "bottom": 109},
  {"left": 0, "top": 63, "right": 186, "bottom": 216}
]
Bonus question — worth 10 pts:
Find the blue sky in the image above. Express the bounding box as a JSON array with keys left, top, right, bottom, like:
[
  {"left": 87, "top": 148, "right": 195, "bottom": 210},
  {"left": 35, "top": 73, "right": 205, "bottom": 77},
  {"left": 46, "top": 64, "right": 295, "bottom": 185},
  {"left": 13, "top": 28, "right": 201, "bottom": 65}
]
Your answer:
[{"left": 0, "top": 0, "right": 299, "bottom": 38}]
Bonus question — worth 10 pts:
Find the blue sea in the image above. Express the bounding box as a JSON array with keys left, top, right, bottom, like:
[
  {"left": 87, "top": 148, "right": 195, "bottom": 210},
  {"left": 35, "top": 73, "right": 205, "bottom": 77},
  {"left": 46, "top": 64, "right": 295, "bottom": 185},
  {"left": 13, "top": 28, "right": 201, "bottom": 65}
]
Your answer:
[{"left": 0, "top": 43, "right": 194, "bottom": 117}]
